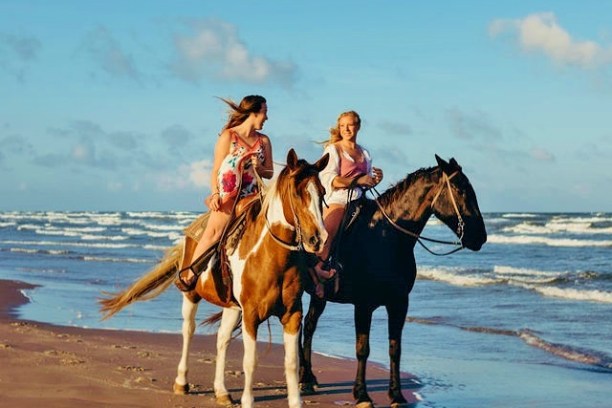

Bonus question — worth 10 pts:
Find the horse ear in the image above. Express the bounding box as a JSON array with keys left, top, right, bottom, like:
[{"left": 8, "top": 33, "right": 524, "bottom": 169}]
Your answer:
[
  {"left": 314, "top": 153, "right": 329, "bottom": 172},
  {"left": 435, "top": 154, "right": 448, "bottom": 168},
  {"left": 449, "top": 157, "right": 462, "bottom": 171},
  {"left": 286, "top": 148, "right": 298, "bottom": 169}
]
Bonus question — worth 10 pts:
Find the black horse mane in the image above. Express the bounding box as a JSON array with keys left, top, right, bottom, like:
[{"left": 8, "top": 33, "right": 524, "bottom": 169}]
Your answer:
[{"left": 375, "top": 166, "right": 439, "bottom": 209}]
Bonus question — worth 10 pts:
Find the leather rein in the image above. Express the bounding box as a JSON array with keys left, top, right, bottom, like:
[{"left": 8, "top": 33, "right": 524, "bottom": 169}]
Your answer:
[{"left": 369, "top": 170, "right": 465, "bottom": 256}]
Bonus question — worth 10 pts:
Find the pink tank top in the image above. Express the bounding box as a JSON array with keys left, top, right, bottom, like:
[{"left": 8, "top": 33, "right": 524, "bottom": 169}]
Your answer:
[{"left": 339, "top": 147, "right": 369, "bottom": 178}]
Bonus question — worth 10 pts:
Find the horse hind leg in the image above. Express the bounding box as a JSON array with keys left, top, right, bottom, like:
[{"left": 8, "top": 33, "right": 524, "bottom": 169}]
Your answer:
[
  {"left": 214, "top": 307, "right": 241, "bottom": 406},
  {"left": 174, "top": 294, "right": 199, "bottom": 394}
]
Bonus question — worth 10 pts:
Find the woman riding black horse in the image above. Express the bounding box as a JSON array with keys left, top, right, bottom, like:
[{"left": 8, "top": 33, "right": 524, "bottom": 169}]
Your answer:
[{"left": 299, "top": 154, "right": 487, "bottom": 408}]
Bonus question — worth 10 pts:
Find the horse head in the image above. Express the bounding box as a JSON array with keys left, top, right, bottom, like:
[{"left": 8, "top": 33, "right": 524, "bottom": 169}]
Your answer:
[
  {"left": 431, "top": 154, "right": 487, "bottom": 251},
  {"left": 272, "top": 148, "right": 329, "bottom": 253}
]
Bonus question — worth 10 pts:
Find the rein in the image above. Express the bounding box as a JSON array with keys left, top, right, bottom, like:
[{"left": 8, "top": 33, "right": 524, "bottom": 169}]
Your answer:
[{"left": 369, "top": 170, "right": 465, "bottom": 256}]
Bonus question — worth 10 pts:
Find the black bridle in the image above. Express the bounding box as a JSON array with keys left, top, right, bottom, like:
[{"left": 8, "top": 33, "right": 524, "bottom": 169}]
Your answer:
[{"left": 368, "top": 170, "right": 465, "bottom": 256}]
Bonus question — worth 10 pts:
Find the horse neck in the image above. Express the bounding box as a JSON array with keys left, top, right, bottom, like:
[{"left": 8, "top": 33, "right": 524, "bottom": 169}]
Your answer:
[{"left": 376, "top": 167, "right": 439, "bottom": 233}]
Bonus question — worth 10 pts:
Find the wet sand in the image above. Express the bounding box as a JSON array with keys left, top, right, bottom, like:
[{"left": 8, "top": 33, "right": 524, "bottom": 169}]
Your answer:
[{"left": 0, "top": 279, "right": 419, "bottom": 407}]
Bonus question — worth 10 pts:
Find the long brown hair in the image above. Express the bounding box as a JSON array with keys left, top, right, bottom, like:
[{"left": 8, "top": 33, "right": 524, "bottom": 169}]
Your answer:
[
  {"left": 219, "top": 95, "right": 267, "bottom": 131},
  {"left": 325, "top": 110, "right": 361, "bottom": 146}
]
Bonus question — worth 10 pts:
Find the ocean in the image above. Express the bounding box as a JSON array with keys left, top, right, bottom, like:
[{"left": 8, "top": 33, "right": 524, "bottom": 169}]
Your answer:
[{"left": 1, "top": 211, "right": 610, "bottom": 407}]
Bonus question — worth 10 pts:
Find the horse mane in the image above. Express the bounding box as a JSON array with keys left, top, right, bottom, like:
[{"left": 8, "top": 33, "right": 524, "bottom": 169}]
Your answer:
[{"left": 376, "top": 166, "right": 438, "bottom": 210}]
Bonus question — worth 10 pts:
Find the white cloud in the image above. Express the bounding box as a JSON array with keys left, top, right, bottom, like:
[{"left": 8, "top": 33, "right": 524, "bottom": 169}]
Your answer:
[
  {"left": 186, "top": 159, "right": 212, "bottom": 188},
  {"left": 154, "top": 159, "right": 213, "bottom": 192},
  {"left": 489, "top": 12, "right": 612, "bottom": 68},
  {"left": 170, "top": 19, "right": 297, "bottom": 87}
]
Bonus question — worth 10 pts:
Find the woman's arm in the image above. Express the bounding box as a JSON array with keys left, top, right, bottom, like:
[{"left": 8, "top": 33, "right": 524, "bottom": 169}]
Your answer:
[
  {"left": 206, "top": 130, "right": 232, "bottom": 210},
  {"left": 255, "top": 134, "right": 274, "bottom": 179}
]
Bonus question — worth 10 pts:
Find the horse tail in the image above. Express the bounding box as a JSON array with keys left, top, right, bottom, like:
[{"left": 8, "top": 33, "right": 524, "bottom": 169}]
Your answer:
[
  {"left": 99, "top": 240, "right": 183, "bottom": 320},
  {"left": 201, "top": 311, "right": 224, "bottom": 326},
  {"left": 201, "top": 311, "right": 244, "bottom": 339}
]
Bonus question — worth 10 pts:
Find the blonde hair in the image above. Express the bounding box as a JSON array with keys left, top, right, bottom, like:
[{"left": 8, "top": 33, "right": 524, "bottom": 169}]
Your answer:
[
  {"left": 325, "top": 110, "right": 361, "bottom": 146},
  {"left": 218, "top": 95, "right": 267, "bottom": 132}
]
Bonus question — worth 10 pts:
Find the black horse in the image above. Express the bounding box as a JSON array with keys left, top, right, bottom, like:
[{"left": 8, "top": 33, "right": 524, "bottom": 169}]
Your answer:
[{"left": 299, "top": 155, "right": 487, "bottom": 408}]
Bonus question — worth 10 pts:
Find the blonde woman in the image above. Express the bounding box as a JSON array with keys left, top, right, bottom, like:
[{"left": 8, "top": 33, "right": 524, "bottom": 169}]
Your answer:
[{"left": 312, "top": 111, "right": 383, "bottom": 297}]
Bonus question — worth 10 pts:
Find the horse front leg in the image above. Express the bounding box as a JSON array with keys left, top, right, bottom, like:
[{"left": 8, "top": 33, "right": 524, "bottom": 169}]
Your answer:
[
  {"left": 353, "top": 304, "right": 375, "bottom": 408},
  {"left": 214, "top": 307, "right": 242, "bottom": 406},
  {"left": 282, "top": 310, "right": 303, "bottom": 408},
  {"left": 299, "top": 295, "right": 327, "bottom": 394},
  {"left": 386, "top": 301, "right": 409, "bottom": 407},
  {"left": 174, "top": 294, "right": 199, "bottom": 394}
]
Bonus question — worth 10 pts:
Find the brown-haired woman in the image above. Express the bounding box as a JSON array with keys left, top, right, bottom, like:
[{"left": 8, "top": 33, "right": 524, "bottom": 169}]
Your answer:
[{"left": 177, "top": 95, "right": 273, "bottom": 291}]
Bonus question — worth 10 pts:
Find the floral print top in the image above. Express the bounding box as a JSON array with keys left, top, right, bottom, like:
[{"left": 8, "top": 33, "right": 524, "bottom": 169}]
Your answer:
[{"left": 217, "top": 131, "right": 265, "bottom": 204}]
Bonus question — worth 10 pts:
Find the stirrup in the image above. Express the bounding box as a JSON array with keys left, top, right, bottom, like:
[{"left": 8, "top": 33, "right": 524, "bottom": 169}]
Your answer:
[{"left": 175, "top": 265, "right": 198, "bottom": 292}]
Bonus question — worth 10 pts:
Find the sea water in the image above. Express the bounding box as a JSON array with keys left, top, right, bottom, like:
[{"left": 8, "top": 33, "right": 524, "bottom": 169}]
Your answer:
[{"left": 1, "top": 211, "right": 610, "bottom": 407}]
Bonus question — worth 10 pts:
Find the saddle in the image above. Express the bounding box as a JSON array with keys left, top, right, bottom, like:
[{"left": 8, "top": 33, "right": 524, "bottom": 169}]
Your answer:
[{"left": 174, "top": 195, "right": 260, "bottom": 303}]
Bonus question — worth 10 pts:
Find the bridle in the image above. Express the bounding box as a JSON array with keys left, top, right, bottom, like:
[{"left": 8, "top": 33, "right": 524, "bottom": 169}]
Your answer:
[
  {"left": 370, "top": 169, "right": 465, "bottom": 256},
  {"left": 430, "top": 170, "right": 465, "bottom": 242},
  {"left": 255, "top": 168, "right": 311, "bottom": 252}
]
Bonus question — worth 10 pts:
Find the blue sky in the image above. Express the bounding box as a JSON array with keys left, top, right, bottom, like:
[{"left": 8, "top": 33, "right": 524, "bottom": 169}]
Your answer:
[{"left": 1, "top": 1, "right": 611, "bottom": 212}]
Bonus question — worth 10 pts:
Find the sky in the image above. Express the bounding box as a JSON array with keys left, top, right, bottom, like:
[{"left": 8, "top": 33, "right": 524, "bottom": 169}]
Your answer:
[{"left": 1, "top": 1, "right": 611, "bottom": 212}]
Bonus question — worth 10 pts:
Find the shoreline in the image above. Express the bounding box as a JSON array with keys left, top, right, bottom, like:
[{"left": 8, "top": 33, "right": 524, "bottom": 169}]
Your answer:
[{"left": 0, "top": 279, "right": 420, "bottom": 407}]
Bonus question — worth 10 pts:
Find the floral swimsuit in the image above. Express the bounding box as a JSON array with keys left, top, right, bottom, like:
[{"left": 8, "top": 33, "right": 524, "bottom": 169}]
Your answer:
[{"left": 217, "top": 131, "right": 265, "bottom": 204}]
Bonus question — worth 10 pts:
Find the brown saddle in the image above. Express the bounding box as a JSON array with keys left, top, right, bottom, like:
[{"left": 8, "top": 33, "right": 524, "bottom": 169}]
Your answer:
[{"left": 175, "top": 194, "right": 261, "bottom": 303}]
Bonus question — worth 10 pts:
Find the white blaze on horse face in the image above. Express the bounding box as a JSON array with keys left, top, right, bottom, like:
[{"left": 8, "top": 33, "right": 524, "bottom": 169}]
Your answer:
[{"left": 306, "top": 180, "right": 327, "bottom": 245}]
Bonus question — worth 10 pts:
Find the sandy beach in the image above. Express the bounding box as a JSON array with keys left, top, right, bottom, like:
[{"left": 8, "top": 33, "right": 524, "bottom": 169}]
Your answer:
[{"left": 0, "top": 279, "right": 419, "bottom": 407}]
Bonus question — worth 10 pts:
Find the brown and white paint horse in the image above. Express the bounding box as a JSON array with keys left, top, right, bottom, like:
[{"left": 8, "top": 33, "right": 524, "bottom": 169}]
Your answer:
[{"left": 100, "top": 149, "right": 329, "bottom": 408}]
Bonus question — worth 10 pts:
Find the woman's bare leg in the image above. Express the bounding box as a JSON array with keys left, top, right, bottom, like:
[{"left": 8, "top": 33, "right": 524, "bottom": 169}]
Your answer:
[
  {"left": 312, "top": 204, "right": 345, "bottom": 297},
  {"left": 178, "top": 202, "right": 233, "bottom": 289}
]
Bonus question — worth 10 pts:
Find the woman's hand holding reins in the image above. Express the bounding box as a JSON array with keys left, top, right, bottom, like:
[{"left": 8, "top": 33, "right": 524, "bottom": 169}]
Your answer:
[{"left": 356, "top": 167, "right": 383, "bottom": 189}]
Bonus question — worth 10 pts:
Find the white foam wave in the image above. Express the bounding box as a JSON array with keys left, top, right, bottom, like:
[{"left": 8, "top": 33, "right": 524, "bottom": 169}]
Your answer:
[
  {"left": 488, "top": 234, "right": 612, "bottom": 247},
  {"left": 515, "top": 283, "right": 612, "bottom": 303},
  {"left": 519, "top": 331, "right": 612, "bottom": 368},
  {"left": 7, "top": 248, "right": 71, "bottom": 255},
  {"left": 493, "top": 265, "right": 561, "bottom": 284},
  {"left": 502, "top": 213, "right": 538, "bottom": 218},
  {"left": 0, "top": 239, "right": 136, "bottom": 249},
  {"left": 0, "top": 221, "right": 17, "bottom": 228},
  {"left": 120, "top": 227, "right": 176, "bottom": 238},
  {"left": 418, "top": 267, "right": 498, "bottom": 286},
  {"left": 504, "top": 220, "right": 612, "bottom": 235},
  {"left": 30, "top": 228, "right": 128, "bottom": 241},
  {"left": 139, "top": 223, "right": 183, "bottom": 232},
  {"left": 142, "top": 244, "right": 171, "bottom": 251},
  {"left": 82, "top": 256, "right": 152, "bottom": 263}
]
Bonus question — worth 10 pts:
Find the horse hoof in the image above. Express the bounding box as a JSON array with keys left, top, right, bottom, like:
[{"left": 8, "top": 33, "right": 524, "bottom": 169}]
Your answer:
[
  {"left": 173, "top": 381, "right": 189, "bottom": 395},
  {"left": 356, "top": 401, "right": 375, "bottom": 408},
  {"left": 216, "top": 393, "right": 234, "bottom": 407},
  {"left": 299, "top": 382, "right": 316, "bottom": 395}
]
